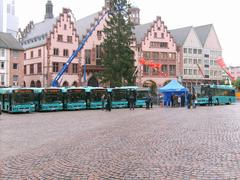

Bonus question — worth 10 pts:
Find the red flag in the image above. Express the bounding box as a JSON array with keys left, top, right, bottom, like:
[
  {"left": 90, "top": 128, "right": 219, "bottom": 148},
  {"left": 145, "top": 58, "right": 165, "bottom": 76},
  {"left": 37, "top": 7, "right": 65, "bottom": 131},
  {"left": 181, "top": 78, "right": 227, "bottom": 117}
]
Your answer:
[
  {"left": 216, "top": 57, "right": 235, "bottom": 81},
  {"left": 197, "top": 63, "right": 204, "bottom": 78},
  {"left": 139, "top": 58, "right": 146, "bottom": 65}
]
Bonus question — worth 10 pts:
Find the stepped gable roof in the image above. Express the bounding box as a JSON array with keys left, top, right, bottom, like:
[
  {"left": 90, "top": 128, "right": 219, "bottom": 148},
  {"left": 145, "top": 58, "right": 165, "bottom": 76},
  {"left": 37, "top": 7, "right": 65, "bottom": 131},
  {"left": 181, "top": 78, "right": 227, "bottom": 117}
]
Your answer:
[
  {"left": 194, "top": 24, "right": 212, "bottom": 46},
  {"left": 169, "top": 26, "right": 192, "bottom": 46},
  {"left": 133, "top": 22, "right": 154, "bottom": 44},
  {"left": 76, "top": 12, "right": 100, "bottom": 40},
  {"left": 0, "top": 32, "right": 24, "bottom": 50},
  {"left": 21, "top": 18, "right": 56, "bottom": 49}
]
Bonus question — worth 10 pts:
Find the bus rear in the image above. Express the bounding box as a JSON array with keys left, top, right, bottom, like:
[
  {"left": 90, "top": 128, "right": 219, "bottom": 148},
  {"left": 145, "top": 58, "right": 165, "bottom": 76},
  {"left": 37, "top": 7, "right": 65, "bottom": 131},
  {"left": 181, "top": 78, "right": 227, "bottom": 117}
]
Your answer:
[
  {"left": 111, "top": 88, "right": 128, "bottom": 108},
  {"left": 0, "top": 88, "right": 35, "bottom": 113},
  {"left": 65, "top": 88, "right": 87, "bottom": 110},
  {"left": 37, "top": 88, "right": 64, "bottom": 111},
  {"left": 89, "top": 88, "right": 107, "bottom": 109},
  {"left": 136, "top": 88, "right": 150, "bottom": 108}
]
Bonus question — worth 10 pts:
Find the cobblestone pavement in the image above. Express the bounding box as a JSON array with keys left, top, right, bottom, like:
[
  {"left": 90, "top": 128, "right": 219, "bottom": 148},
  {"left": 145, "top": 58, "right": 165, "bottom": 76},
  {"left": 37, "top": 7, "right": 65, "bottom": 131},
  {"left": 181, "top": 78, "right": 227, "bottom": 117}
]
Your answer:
[{"left": 1, "top": 103, "right": 240, "bottom": 179}]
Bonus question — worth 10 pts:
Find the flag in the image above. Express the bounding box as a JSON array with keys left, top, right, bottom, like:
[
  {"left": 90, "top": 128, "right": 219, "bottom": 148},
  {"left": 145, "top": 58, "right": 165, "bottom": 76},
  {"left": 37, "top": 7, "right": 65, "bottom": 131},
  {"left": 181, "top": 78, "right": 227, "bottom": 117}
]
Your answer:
[
  {"left": 216, "top": 57, "right": 235, "bottom": 81},
  {"left": 197, "top": 63, "right": 204, "bottom": 78},
  {"left": 83, "top": 63, "right": 86, "bottom": 82}
]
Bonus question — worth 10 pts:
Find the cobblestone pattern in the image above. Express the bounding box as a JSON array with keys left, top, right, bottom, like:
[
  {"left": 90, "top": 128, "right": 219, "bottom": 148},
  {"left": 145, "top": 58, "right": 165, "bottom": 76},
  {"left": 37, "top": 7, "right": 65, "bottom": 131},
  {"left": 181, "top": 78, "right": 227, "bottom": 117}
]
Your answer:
[{"left": 1, "top": 103, "right": 240, "bottom": 179}]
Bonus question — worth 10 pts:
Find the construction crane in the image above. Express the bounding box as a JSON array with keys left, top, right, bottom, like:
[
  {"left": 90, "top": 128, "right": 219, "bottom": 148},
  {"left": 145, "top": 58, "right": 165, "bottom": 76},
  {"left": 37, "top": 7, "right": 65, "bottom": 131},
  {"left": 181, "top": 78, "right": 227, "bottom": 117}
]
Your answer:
[{"left": 51, "top": 4, "right": 124, "bottom": 87}]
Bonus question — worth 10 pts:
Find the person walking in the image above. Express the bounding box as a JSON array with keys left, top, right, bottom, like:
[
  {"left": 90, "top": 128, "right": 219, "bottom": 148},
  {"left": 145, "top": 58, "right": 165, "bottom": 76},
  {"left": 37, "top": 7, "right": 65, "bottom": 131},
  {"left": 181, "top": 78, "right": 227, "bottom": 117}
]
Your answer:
[
  {"left": 129, "top": 93, "right": 135, "bottom": 110},
  {"left": 177, "top": 95, "right": 181, "bottom": 107},
  {"left": 150, "top": 95, "right": 153, "bottom": 108},
  {"left": 192, "top": 93, "right": 197, "bottom": 108},
  {"left": 146, "top": 94, "right": 150, "bottom": 109},
  {"left": 106, "top": 94, "right": 112, "bottom": 111},
  {"left": 101, "top": 94, "right": 106, "bottom": 110},
  {"left": 208, "top": 94, "right": 213, "bottom": 106},
  {"left": 181, "top": 94, "right": 185, "bottom": 107},
  {"left": 187, "top": 93, "right": 192, "bottom": 109}
]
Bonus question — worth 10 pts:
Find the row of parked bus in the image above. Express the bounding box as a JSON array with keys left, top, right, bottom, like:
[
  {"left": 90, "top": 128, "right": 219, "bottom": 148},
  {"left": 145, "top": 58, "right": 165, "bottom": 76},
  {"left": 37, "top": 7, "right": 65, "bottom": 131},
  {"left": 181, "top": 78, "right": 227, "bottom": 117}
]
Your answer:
[{"left": 0, "top": 86, "right": 150, "bottom": 113}]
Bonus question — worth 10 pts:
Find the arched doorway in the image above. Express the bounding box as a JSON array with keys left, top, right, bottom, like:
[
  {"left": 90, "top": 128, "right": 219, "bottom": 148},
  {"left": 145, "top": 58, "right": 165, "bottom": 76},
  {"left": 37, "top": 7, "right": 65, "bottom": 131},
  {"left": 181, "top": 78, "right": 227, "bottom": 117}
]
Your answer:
[
  {"left": 72, "top": 81, "right": 78, "bottom": 87},
  {"left": 87, "top": 76, "right": 99, "bottom": 87},
  {"left": 23, "top": 81, "right": 26, "bottom": 87},
  {"left": 30, "top": 80, "right": 35, "bottom": 87},
  {"left": 62, "top": 81, "right": 69, "bottom": 87},
  {"left": 143, "top": 80, "right": 157, "bottom": 95},
  {"left": 36, "top": 80, "right": 41, "bottom": 88}
]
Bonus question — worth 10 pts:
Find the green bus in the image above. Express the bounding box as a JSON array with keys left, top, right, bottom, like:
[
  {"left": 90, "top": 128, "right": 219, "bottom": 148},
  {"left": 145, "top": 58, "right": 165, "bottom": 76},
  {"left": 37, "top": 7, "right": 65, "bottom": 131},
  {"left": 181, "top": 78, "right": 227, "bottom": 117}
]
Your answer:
[
  {"left": 135, "top": 87, "right": 150, "bottom": 107},
  {"left": 194, "top": 85, "right": 236, "bottom": 105},
  {"left": 108, "top": 87, "right": 129, "bottom": 108},
  {"left": 63, "top": 87, "right": 87, "bottom": 110},
  {"left": 34, "top": 88, "right": 64, "bottom": 111},
  {"left": 0, "top": 88, "right": 35, "bottom": 113},
  {"left": 86, "top": 87, "right": 108, "bottom": 109}
]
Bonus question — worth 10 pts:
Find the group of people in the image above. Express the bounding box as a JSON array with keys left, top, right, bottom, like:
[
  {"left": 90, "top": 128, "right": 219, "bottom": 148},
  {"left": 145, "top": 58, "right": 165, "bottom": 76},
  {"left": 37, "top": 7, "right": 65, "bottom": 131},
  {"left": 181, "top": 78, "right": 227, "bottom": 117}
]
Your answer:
[{"left": 169, "top": 93, "right": 197, "bottom": 109}]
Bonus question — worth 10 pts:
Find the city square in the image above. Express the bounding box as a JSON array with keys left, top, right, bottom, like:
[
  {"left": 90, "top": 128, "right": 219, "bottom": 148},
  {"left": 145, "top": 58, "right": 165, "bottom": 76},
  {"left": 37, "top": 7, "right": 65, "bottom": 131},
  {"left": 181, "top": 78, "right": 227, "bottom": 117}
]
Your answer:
[{"left": 1, "top": 103, "right": 240, "bottom": 179}]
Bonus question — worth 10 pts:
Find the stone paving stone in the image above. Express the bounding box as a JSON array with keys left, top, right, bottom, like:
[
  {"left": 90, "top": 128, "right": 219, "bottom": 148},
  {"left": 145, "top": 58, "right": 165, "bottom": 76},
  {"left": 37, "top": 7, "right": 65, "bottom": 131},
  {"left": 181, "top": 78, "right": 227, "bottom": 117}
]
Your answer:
[{"left": 0, "top": 103, "right": 240, "bottom": 179}]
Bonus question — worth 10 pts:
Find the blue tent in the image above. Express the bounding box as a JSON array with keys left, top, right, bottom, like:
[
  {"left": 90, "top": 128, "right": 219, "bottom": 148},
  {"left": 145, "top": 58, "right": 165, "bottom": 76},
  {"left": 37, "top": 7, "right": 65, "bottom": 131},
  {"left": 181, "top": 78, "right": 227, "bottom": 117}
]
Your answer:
[{"left": 159, "top": 80, "right": 188, "bottom": 106}]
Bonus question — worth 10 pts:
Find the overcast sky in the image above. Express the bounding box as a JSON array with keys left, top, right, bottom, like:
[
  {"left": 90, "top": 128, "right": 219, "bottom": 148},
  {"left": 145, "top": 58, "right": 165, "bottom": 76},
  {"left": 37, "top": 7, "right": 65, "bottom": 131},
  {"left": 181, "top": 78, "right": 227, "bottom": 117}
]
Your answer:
[{"left": 15, "top": 0, "right": 239, "bottom": 66}]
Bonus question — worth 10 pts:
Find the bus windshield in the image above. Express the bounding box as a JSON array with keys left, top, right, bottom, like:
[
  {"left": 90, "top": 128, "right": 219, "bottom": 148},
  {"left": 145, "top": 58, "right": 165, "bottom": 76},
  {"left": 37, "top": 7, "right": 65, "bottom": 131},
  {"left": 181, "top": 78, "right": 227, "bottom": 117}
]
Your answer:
[
  {"left": 67, "top": 89, "right": 86, "bottom": 103},
  {"left": 137, "top": 90, "right": 148, "bottom": 100},
  {"left": 41, "top": 90, "right": 62, "bottom": 104},
  {"left": 91, "top": 89, "right": 107, "bottom": 102},
  {"left": 12, "top": 90, "right": 35, "bottom": 105},
  {"left": 112, "top": 89, "right": 127, "bottom": 101}
]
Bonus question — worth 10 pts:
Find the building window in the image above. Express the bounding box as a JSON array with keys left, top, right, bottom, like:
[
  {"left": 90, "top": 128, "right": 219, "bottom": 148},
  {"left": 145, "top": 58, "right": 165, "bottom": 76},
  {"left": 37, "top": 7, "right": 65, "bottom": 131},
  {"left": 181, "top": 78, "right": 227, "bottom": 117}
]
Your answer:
[
  {"left": 193, "top": 59, "right": 198, "bottom": 64},
  {"left": 188, "top": 48, "right": 192, "bottom": 54},
  {"left": 38, "top": 49, "right": 42, "bottom": 57},
  {"left": 210, "top": 60, "right": 214, "bottom": 65},
  {"left": 13, "top": 63, "right": 18, "bottom": 70},
  {"left": 161, "top": 65, "right": 168, "bottom": 73},
  {"left": 210, "top": 70, "right": 213, "bottom": 76},
  {"left": 31, "top": 51, "right": 34, "bottom": 58},
  {"left": 37, "top": 63, "right": 42, "bottom": 74},
  {"left": 64, "top": 24, "right": 67, "bottom": 30},
  {"left": 0, "top": 62, "right": 4, "bottom": 69},
  {"left": 63, "top": 49, "right": 69, "bottom": 57},
  {"left": 143, "top": 52, "right": 151, "bottom": 59},
  {"left": 184, "top": 48, "right": 187, "bottom": 54},
  {"left": 198, "top": 59, "right": 202, "bottom": 64},
  {"left": 184, "top": 69, "right": 188, "bottom": 75},
  {"left": 193, "top": 49, "right": 197, "bottom": 54},
  {"left": 154, "top": 32, "right": 157, "bottom": 38},
  {"left": 189, "top": 69, "right": 192, "bottom": 75},
  {"left": 193, "top": 69, "right": 197, "bottom": 75},
  {"left": 188, "top": 59, "right": 192, "bottom": 64},
  {"left": 0, "top": 49, "right": 5, "bottom": 57},
  {"left": 52, "top": 62, "right": 59, "bottom": 73},
  {"left": 57, "top": 35, "right": 63, "bottom": 41},
  {"left": 161, "top": 33, "right": 164, "bottom": 38},
  {"left": 63, "top": 63, "right": 68, "bottom": 73},
  {"left": 160, "top": 42, "right": 168, "bottom": 48},
  {"left": 96, "top": 45, "right": 102, "bottom": 59},
  {"left": 97, "top": 31, "right": 102, "bottom": 40},
  {"left": 13, "top": 75, "right": 18, "bottom": 82},
  {"left": 169, "top": 65, "right": 176, "bottom": 76},
  {"left": 53, "top": 48, "right": 59, "bottom": 56},
  {"left": 72, "top": 64, "right": 78, "bottom": 74},
  {"left": 205, "top": 70, "right": 209, "bottom": 75},
  {"left": 30, "top": 64, "right": 34, "bottom": 74},
  {"left": 150, "top": 42, "right": 168, "bottom": 48},
  {"left": 204, "top": 54, "right": 209, "bottom": 58},
  {"left": 198, "top": 49, "right": 202, "bottom": 54},
  {"left": 1, "top": 74, "right": 4, "bottom": 85},
  {"left": 67, "top": 36, "right": 72, "bottom": 43},
  {"left": 24, "top": 65, "right": 27, "bottom": 75},
  {"left": 184, "top": 58, "right": 188, "bottom": 64},
  {"left": 153, "top": 52, "right": 159, "bottom": 60},
  {"left": 85, "top": 49, "right": 91, "bottom": 64},
  {"left": 24, "top": 53, "right": 26, "bottom": 60},
  {"left": 143, "top": 65, "right": 149, "bottom": 73}
]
